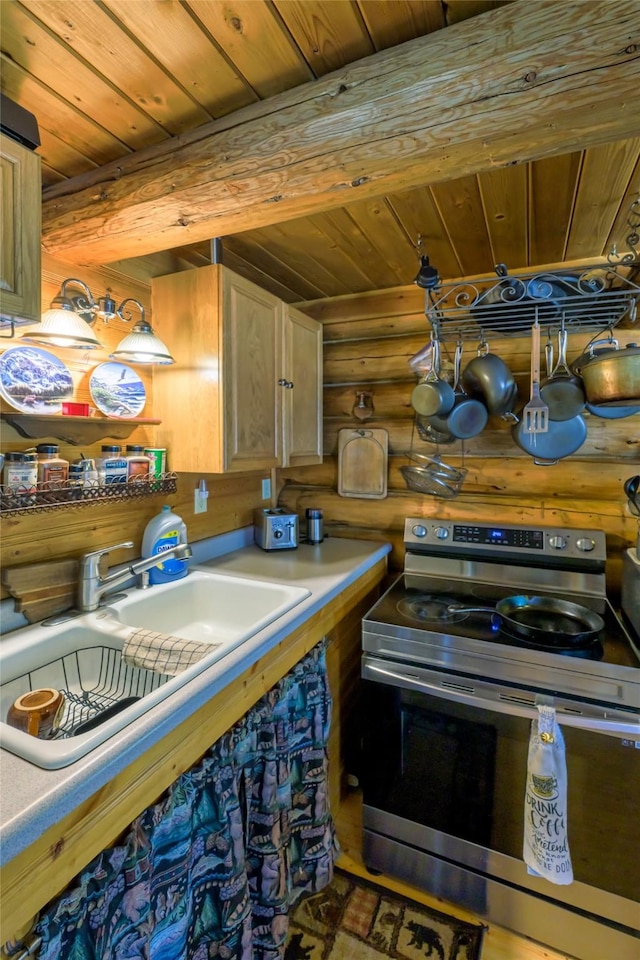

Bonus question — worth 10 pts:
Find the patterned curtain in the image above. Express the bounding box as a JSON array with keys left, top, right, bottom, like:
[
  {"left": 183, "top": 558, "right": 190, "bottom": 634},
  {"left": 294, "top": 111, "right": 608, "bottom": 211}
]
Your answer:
[{"left": 35, "top": 641, "right": 338, "bottom": 960}]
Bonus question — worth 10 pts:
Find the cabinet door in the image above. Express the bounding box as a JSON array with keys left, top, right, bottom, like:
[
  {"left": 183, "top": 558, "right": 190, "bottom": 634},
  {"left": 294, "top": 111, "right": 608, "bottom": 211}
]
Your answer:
[
  {"left": 0, "top": 135, "right": 41, "bottom": 326},
  {"left": 222, "top": 271, "right": 283, "bottom": 472},
  {"left": 283, "top": 307, "right": 323, "bottom": 467},
  {"left": 152, "top": 265, "right": 225, "bottom": 473}
]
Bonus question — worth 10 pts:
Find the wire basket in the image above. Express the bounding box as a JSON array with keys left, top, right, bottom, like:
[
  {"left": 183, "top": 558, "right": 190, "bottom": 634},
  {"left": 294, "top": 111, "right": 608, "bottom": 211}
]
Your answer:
[
  {"left": 1, "top": 645, "right": 170, "bottom": 739},
  {"left": 401, "top": 452, "right": 467, "bottom": 499}
]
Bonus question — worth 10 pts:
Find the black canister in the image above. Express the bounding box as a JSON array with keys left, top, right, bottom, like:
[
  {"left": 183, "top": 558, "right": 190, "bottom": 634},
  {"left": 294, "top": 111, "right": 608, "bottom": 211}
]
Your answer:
[{"left": 306, "top": 508, "right": 324, "bottom": 544}]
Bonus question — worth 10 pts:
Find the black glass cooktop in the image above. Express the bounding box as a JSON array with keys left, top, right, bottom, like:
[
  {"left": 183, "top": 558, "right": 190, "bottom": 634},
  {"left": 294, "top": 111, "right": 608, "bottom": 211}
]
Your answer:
[{"left": 364, "top": 574, "right": 639, "bottom": 668}]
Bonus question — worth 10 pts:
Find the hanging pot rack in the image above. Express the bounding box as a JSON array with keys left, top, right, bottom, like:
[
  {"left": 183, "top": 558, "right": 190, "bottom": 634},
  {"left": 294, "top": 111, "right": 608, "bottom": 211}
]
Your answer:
[{"left": 423, "top": 262, "right": 640, "bottom": 343}]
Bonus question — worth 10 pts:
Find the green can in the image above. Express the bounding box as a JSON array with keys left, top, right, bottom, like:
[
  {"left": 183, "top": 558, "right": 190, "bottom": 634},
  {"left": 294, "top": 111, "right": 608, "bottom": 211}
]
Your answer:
[{"left": 144, "top": 448, "right": 167, "bottom": 488}]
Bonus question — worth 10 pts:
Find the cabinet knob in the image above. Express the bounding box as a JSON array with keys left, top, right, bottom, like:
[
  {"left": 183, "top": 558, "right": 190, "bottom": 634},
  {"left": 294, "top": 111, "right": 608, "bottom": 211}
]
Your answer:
[{"left": 278, "top": 379, "right": 294, "bottom": 389}]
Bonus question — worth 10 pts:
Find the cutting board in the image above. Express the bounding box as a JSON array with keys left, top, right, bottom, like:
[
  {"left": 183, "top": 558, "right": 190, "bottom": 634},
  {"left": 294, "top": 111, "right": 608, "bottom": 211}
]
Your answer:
[{"left": 338, "top": 427, "right": 388, "bottom": 499}]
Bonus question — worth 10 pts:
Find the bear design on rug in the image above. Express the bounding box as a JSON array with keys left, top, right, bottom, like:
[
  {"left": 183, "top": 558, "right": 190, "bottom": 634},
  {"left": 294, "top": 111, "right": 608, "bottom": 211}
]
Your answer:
[
  {"left": 406, "top": 919, "right": 445, "bottom": 960},
  {"left": 284, "top": 932, "right": 314, "bottom": 960}
]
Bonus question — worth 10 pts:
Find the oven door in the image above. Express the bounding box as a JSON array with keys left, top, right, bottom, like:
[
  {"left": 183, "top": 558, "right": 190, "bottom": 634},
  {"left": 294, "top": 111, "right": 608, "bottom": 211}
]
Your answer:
[{"left": 361, "top": 655, "right": 640, "bottom": 937}]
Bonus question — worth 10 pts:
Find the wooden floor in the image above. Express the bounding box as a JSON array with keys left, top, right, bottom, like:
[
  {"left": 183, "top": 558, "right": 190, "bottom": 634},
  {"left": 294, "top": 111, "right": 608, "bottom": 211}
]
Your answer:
[{"left": 334, "top": 790, "right": 574, "bottom": 960}]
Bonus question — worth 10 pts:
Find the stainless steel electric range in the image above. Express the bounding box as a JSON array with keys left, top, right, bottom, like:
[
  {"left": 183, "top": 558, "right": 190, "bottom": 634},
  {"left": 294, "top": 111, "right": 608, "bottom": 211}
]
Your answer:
[{"left": 361, "top": 519, "right": 640, "bottom": 960}]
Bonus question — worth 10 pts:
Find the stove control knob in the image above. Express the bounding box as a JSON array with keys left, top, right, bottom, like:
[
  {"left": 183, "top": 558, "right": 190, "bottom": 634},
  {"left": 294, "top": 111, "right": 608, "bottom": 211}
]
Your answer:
[
  {"left": 549, "top": 535, "right": 567, "bottom": 550},
  {"left": 434, "top": 526, "right": 449, "bottom": 540},
  {"left": 576, "top": 537, "right": 596, "bottom": 552},
  {"left": 411, "top": 524, "right": 427, "bottom": 538}
]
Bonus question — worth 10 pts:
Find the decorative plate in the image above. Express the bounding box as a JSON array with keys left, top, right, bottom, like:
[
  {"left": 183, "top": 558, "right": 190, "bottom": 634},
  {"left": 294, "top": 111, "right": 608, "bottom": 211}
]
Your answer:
[
  {"left": 0, "top": 346, "right": 74, "bottom": 414},
  {"left": 89, "top": 362, "right": 146, "bottom": 419}
]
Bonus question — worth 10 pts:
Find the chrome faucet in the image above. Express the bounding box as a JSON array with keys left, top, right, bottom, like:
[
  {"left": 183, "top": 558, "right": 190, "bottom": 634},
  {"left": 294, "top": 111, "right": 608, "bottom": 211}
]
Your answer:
[{"left": 77, "top": 540, "right": 193, "bottom": 612}]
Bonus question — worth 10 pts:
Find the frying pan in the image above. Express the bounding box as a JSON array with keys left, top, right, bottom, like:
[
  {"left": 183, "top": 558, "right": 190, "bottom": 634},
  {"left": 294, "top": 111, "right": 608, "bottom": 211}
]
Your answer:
[
  {"left": 511, "top": 414, "right": 587, "bottom": 464},
  {"left": 539, "top": 327, "right": 586, "bottom": 421},
  {"left": 448, "top": 595, "right": 604, "bottom": 646},
  {"left": 585, "top": 401, "right": 640, "bottom": 419}
]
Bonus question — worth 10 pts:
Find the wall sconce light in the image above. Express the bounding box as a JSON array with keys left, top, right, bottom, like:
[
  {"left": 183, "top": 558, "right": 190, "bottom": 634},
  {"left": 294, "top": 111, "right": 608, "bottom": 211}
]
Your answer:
[
  {"left": 109, "top": 299, "right": 174, "bottom": 365},
  {"left": 22, "top": 278, "right": 103, "bottom": 349},
  {"left": 22, "top": 279, "right": 174, "bottom": 364}
]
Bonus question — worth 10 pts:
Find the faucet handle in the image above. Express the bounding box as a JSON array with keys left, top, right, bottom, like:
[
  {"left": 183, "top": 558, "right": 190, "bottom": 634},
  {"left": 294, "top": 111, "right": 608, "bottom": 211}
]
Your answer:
[
  {"left": 82, "top": 540, "right": 134, "bottom": 562},
  {"left": 80, "top": 541, "right": 134, "bottom": 576}
]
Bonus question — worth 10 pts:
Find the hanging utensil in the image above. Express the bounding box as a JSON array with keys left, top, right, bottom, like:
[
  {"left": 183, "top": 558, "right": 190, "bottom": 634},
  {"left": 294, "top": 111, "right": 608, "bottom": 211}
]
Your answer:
[{"left": 522, "top": 319, "right": 549, "bottom": 434}]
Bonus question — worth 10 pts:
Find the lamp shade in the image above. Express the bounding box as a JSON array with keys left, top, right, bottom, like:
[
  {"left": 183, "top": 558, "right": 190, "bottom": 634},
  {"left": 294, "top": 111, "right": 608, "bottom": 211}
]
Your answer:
[
  {"left": 110, "top": 320, "right": 174, "bottom": 365},
  {"left": 22, "top": 306, "right": 103, "bottom": 349}
]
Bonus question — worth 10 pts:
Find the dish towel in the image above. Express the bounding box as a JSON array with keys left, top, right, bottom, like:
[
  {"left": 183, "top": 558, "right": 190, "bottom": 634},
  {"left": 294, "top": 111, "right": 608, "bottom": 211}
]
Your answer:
[
  {"left": 122, "top": 627, "right": 217, "bottom": 676},
  {"left": 523, "top": 702, "right": 573, "bottom": 885}
]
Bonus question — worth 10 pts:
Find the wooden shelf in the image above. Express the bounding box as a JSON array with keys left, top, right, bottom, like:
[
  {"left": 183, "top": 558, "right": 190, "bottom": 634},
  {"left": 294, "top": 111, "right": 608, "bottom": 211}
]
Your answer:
[{"left": 1, "top": 412, "right": 161, "bottom": 445}]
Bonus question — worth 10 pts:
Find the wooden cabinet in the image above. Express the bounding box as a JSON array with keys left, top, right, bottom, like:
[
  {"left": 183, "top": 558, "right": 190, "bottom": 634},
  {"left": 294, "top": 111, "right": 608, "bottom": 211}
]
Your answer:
[
  {"left": 284, "top": 306, "right": 323, "bottom": 467},
  {"left": 152, "top": 265, "right": 322, "bottom": 473},
  {"left": 0, "top": 133, "right": 41, "bottom": 327}
]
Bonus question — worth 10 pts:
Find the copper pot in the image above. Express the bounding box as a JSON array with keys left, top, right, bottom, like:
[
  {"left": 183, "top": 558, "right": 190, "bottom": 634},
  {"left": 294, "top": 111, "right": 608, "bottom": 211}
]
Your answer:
[{"left": 572, "top": 339, "right": 640, "bottom": 406}]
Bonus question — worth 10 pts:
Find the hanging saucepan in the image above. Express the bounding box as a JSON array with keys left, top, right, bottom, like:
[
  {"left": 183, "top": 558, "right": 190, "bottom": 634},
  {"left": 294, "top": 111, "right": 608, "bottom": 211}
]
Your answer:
[
  {"left": 411, "top": 335, "right": 456, "bottom": 417},
  {"left": 448, "top": 595, "right": 604, "bottom": 647},
  {"left": 572, "top": 338, "right": 640, "bottom": 406},
  {"left": 539, "top": 325, "right": 586, "bottom": 421},
  {"left": 460, "top": 338, "right": 519, "bottom": 418},
  {"left": 585, "top": 400, "right": 640, "bottom": 419},
  {"left": 427, "top": 343, "right": 489, "bottom": 440},
  {"left": 511, "top": 414, "right": 587, "bottom": 464}
]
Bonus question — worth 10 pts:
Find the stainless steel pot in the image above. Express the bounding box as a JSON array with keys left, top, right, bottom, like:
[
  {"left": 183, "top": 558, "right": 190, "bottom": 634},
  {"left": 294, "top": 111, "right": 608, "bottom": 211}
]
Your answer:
[{"left": 572, "top": 339, "right": 640, "bottom": 406}]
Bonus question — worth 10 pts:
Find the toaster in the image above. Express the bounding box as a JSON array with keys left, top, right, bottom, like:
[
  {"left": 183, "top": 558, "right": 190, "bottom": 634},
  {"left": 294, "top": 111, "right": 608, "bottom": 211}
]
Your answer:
[{"left": 254, "top": 508, "right": 298, "bottom": 550}]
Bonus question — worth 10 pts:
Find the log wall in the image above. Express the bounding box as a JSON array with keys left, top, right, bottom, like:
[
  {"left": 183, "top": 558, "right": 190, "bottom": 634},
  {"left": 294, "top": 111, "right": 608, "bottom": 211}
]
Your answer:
[{"left": 279, "top": 283, "right": 640, "bottom": 598}]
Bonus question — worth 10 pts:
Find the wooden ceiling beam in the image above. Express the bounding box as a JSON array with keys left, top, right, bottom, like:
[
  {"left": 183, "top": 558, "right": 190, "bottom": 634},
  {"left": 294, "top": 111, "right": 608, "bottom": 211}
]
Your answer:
[{"left": 41, "top": 0, "right": 640, "bottom": 265}]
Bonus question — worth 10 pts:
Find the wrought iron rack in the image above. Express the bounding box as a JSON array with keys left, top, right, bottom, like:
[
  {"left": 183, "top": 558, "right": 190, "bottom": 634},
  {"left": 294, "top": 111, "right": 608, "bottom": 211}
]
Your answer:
[{"left": 424, "top": 263, "right": 640, "bottom": 342}]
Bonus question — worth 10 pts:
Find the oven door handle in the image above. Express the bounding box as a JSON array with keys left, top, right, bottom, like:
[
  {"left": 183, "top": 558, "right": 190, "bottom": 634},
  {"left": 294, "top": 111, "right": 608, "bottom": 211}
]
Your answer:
[{"left": 363, "top": 662, "right": 640, "bottom": 741}]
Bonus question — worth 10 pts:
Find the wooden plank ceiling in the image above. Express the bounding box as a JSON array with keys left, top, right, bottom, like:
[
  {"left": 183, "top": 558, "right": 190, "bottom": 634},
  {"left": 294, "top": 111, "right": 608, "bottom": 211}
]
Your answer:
[{"left": 2, "top": 0, "right": 640, "bottom": 301}]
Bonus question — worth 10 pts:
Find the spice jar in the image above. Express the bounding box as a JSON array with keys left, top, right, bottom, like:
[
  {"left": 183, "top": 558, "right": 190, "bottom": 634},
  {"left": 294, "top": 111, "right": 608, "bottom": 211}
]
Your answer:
[
  {"left": 125, "top": 445, "right": 151, "bottom": 482},
  {"left": 3, "top": 452, "right": 38, "bottom": 504},
  {"left": 70, "top": 457, "right": 99, "bottom": 493},
  {"left": 35, "top": 444, "right": 69, "bottom": 489},
  {"left": 96, "top": 445, "right": 128, "bottom": 485}
]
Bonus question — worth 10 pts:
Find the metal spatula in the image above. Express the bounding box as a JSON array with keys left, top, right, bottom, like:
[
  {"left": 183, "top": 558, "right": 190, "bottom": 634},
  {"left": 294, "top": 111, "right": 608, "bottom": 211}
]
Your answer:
[{"left": 522, "top": 319, "right": 549, "bottom": 434}]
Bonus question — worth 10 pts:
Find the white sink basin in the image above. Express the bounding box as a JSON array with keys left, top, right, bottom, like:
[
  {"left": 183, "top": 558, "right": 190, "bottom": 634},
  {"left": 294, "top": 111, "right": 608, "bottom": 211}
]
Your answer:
[
  {"left": 0, "top": 569, "right": 310, "bottom": 769},
  {"left": 104, "top": 569, "right": 310, "bottom": 645}
]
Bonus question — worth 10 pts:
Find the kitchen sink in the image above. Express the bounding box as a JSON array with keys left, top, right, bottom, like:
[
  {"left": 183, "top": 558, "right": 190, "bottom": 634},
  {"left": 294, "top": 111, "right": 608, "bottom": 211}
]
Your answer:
[
  {"left": 0, "top": 569, "right": 310, "bottom": 769},
  {"left": 103, "top": 569, "right": 310, "bottom": 644}
]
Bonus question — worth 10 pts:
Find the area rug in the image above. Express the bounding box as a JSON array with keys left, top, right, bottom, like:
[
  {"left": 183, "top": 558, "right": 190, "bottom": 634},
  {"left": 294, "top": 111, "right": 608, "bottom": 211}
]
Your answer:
[{"left": 285, "top": 869, "right": 485, "bottom": 960}]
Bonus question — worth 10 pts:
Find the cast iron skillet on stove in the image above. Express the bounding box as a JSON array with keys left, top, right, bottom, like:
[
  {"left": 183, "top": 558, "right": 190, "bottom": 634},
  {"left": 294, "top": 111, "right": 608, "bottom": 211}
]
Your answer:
[{"left": 448, "top": 595, "right": 604, "bottom": 646}]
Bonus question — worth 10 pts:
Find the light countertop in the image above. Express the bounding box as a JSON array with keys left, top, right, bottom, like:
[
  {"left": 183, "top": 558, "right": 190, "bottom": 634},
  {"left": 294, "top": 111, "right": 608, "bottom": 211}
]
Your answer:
[{"left": 0, "top": 534, "right": 391, "bottom": 866}]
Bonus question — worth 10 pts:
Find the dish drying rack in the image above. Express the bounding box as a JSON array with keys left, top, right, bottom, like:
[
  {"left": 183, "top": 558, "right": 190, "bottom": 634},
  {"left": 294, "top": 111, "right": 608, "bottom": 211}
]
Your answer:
[
  {"left": 1, "top": 645, "right": 170, "bottom": 739},
  {"left": 424, "top": 263, "right": 640, "bottom": 342}
]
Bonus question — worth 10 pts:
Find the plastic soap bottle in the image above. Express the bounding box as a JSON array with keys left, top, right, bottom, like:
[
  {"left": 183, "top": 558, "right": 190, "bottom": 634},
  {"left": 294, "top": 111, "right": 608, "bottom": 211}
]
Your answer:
[{"left": 141, "top": 505, "right": 189, "bottom": 585}]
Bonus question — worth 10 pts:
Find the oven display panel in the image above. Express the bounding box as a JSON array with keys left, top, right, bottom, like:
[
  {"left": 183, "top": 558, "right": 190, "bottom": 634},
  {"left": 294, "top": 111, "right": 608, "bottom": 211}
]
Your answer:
[{"left": 452, "top": 525, "right": 544, "bottom": 548}]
